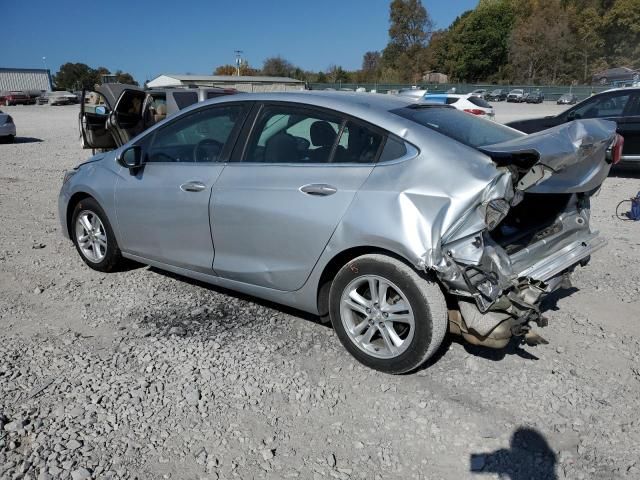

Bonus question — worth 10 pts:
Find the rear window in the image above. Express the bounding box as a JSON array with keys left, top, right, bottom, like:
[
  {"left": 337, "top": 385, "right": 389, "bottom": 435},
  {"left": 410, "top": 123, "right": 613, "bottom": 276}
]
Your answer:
[
  {"left": 173, "top": 91, "right": 198, "bottom": 110},
  {"left": 468, "top": 96, "right": 491, "bottom": 108},
  {"left": 392, "top": 105, "right": 522, "bottom": 148}
]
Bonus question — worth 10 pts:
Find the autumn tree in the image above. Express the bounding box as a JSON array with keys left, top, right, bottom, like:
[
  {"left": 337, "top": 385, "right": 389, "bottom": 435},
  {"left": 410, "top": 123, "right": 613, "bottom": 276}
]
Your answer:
[{"left": 381, "top": 0, "right": 434, "bottom": 82}]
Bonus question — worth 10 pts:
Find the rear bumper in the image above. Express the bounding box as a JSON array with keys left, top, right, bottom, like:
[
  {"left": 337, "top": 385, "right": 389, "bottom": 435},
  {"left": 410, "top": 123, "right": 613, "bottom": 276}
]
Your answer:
[
  {"left": 0, "top": 124, "right": 16, "bottom": 137},
  {"left": 516, "top": 233, "right": 606, "bottom": 281}
]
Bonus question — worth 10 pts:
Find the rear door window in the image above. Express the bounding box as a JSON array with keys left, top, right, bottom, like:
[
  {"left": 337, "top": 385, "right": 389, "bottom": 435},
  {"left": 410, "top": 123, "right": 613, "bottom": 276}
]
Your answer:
[
  {"left": 334, "top": 121, "right": 384, "bottom": 163},
  {"left": 244, "top": 105, "right": 344, "bottom": 164},
  {"left": 468, "top": 96, "right": 491, "bottom": 108},
  {"left": 572, "top": 92, "right": 631, "bottom": 119}
]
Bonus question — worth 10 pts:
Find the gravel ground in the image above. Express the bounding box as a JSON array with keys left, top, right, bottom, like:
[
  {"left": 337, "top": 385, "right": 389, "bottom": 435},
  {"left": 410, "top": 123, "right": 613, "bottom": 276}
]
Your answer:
[{"left": 1, "top": 103, "right": 639, "bottom": 480}]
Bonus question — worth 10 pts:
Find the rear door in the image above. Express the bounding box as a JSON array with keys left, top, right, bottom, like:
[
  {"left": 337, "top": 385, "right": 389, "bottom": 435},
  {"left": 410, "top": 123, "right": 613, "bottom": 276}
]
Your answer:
[
  {"left": 617, "top": 92, "right": 640, "bottom": 160},
  {"left": 79, "top": 90, "right": 117, "bottom": 150},
  {"left": 211, "top": 102, "right": 384, "bottom": 291}
]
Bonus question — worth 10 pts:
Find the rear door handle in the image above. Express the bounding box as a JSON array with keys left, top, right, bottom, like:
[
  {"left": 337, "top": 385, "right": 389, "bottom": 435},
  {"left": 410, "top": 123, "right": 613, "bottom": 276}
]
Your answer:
[
  {"left": 180, "top": 181, "right": 207, "bottom": 192},
  {"left": 299, "top": 184, "right": 337, "bottom": 196}
]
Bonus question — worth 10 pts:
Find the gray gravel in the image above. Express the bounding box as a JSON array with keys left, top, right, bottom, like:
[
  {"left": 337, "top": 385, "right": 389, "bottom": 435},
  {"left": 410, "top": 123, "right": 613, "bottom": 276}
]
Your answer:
[{"left": 1, "top": 104, "right": 639, "bottom": 480}]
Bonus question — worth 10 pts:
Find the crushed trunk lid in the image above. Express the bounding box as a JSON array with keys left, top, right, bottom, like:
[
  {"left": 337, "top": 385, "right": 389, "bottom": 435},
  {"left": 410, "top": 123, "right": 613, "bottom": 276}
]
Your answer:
[{"left": 479, "top": 119, "right": 618, "bottom": 193}]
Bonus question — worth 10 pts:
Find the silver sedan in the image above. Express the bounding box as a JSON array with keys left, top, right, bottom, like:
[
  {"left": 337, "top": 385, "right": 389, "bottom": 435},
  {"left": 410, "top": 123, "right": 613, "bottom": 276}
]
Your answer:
[{"left": 58, "top": 92, "right": 618, "bottom": 373}]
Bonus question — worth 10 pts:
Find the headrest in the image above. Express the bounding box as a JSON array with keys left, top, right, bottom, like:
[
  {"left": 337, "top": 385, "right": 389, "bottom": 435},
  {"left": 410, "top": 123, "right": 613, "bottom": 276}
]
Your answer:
[
  {"left": 310, "top": 121, "right": 337, "bottom": 147},
  {"left": 156, "top": 104, "right": 167, "bottom": 115}
]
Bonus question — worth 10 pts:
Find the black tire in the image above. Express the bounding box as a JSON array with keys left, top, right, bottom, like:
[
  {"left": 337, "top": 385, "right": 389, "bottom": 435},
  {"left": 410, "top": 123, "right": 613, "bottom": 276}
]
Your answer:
[
  {"left": 329, "top": 254, "right": 448, "bottom": 374},
  {"left": 7, "top": 135, "right": 15, "bottom": 144},
  {"left": 71, "top": 197, "right": 123, "bottom": 272}
]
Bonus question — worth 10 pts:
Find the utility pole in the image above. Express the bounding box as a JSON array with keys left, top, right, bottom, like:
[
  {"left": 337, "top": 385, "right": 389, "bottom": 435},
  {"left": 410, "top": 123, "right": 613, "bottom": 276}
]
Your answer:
[{"left": 234, "top": 50, "right": 243, "bottom": 76}]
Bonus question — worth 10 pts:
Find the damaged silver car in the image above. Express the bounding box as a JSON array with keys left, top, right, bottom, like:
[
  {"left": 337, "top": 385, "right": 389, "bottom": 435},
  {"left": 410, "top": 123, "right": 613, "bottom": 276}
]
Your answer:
[{"left": 58, "top": 92, "right": 621, "bottom": 374}]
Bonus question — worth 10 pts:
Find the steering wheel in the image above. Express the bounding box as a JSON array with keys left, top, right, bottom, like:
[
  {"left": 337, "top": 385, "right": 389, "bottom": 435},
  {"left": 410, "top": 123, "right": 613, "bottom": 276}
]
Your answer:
[{"left": 193, "top": 138, "right": 223, "bottom": 162}]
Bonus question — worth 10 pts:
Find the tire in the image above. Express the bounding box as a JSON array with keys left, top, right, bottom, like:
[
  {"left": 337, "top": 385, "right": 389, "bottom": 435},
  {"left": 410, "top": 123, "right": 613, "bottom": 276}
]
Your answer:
[
  {"left": 71, "top": 197, "right": 123, "bottom": 272},
  {"left": 7, "top": 135, "right": 15, "bottom": 144},
  {"left": 329, "top": 254, "right": 448, "bottom": 374}
]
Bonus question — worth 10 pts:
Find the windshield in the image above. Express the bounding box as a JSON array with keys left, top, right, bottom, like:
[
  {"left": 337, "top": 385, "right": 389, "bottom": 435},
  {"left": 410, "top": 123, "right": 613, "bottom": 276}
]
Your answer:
[
  {"left": 392, "top": 105, "right": 523, "bottom": 148},
  {"left": 490, "top": 89, "right": 502, "bottom": 94}
]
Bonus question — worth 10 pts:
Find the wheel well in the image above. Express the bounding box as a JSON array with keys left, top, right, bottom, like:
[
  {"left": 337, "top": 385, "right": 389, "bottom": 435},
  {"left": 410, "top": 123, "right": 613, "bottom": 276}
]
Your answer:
[
  {"left": 66, "top": 192, "right": 93, "bottom": 238},
  {"left": 316, "top": 246, "right": 417, "bottom": 318}
]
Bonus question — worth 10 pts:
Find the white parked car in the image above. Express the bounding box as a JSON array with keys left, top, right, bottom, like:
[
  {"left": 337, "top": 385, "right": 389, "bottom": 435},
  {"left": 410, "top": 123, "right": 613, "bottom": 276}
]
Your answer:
[{"left": 422, "top": 94, "right": 495, "bottom": 119}]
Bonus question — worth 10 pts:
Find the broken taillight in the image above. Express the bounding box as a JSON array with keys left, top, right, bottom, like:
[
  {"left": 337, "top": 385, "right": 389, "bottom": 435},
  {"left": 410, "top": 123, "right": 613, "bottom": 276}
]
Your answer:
[
  {"left": 611, "top": 134, "right": 624, "bottom": 164},
  {"left": 464, "top": 109, "right": 486, "bottom": 115}
]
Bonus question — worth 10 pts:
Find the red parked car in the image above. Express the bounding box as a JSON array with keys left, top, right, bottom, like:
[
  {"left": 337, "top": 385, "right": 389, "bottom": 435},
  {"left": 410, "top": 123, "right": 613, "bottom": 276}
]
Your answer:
[{"left": 0, "top": 91, "right": 34, "bottom": 106}]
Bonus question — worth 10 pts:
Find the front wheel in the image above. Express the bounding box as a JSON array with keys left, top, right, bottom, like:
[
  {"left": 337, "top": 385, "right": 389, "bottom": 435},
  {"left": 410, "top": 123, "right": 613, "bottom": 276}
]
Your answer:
[
  {"left": 329, "top": 254, "right": 448, "bottom": 374},
  {"left": 71, "top": 197, "right": 124, "bottom": 272}
]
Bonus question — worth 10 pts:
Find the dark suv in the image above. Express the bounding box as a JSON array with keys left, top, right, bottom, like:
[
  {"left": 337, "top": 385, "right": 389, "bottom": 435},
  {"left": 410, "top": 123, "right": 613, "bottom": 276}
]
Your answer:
[{"left": 507, "top": 88, "right": 640, "bottom": 167}]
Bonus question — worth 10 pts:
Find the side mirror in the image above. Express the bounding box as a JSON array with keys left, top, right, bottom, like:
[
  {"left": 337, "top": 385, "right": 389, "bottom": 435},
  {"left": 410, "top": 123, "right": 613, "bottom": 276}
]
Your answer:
[
  {"left": 118, "top": 146, "right": 143, "bottom": 169},
  {"left": 95, "top": 106, "right": 107, "bottom": 115}
]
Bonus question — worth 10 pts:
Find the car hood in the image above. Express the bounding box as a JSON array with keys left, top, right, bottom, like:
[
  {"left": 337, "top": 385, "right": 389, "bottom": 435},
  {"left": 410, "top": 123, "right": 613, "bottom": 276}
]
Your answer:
[{"left": 480, "top": 119, "right": 617, "bottom": 191}]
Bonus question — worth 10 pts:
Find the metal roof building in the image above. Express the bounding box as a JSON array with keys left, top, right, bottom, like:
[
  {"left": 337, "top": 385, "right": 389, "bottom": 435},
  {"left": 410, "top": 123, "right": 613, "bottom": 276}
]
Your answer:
[
  {"left": 0, "top": 68, "right": 52, "bottom": 92},
  {"left": 146, "top": 74, "right": 305, "bottom": 92}
]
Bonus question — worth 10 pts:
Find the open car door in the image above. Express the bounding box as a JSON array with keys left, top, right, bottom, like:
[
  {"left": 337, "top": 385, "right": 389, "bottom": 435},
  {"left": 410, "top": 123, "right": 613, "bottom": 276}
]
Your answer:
[
  {"left": 79, "top": 89, "right": 117, "bottom": 150},
  {"left": 106, "top": 87, "right": 148, "bottom": 146}
]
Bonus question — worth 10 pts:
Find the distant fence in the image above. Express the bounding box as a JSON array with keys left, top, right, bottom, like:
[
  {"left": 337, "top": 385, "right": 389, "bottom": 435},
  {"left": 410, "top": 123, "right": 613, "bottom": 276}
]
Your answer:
[{"left": 307, "top": 83, "right": 614, "bottom": 101}]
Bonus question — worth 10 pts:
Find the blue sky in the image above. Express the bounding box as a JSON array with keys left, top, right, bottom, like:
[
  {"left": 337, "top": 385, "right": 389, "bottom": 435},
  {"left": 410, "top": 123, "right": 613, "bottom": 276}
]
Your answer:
[{"left": 3, "top": 0, "right": 477, "bottom": 84}]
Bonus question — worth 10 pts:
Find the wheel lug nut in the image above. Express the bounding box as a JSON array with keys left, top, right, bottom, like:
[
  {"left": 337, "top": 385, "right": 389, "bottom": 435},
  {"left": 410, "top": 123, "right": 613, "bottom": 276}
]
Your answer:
[{"left": 383, "top": 312, "right": 388, "bottom": 318}]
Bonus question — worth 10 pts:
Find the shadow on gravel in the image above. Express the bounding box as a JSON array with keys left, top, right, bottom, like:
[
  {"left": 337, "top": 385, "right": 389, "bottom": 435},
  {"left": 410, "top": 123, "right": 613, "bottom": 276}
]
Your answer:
[
  {"left": 470, "top": 427, "right": 557, "bottom": 479},
  {"left": 541, "top": 286, "right": 579, "bottom": 312},
  {"left": 13, "top": 137, "right": 43, "bottom": 144},
  {"left": 457, "top": 336, "right": 540, "bottom": 361},
  {"left": 148, "top": 267, "right": 330, "bottom": 328},
  {"left": 610, "top": 166, "right": 640, "bottom": 179}
]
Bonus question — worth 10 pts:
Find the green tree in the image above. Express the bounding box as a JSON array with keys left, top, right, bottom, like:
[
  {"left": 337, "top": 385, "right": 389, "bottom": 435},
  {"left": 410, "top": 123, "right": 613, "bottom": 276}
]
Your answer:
[
  {"left": 381, "top": 0, "right": 434, "bottom": 82},
  {"left": 361, "top": 51, "right": 381, "bottom": 82},
  {"left": 53, "top": 63, "right": 99, "bottom": 90},
  {"left": 113, "top": 70, "right": 138, "bottom": 86},
  {"left": 261, "top": 56, "right": 296, "bottom": 77}
]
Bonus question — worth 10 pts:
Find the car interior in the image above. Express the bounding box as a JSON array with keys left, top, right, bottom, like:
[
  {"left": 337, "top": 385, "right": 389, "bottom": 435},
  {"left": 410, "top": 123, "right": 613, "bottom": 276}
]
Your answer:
[{"left": 245, "top": 111, "right": 384, "bottom": 164}]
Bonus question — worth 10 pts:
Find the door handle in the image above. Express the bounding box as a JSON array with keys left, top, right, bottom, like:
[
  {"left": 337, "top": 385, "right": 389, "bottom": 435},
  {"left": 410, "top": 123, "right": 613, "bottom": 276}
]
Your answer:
[
  {"left": 299, "top": 184, "right": 337, "bottom": 196},
  {"left": 180, "top": 181, "right": 207, "bottom": 192}
]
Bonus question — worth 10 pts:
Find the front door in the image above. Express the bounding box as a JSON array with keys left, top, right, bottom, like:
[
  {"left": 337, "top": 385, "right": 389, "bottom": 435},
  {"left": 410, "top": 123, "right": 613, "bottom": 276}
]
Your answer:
[
  {"left": 212, "top": 103, "right": 385, "bottom": 291},
  {"left": 115, "top": 103, "right": 250, "bottom": 272}
]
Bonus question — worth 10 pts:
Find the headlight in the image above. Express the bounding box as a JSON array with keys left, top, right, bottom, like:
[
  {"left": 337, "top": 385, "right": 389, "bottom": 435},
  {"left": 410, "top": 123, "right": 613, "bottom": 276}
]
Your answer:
[
  {"left": 483, "top": 199, "right": 510, "bottom": 230},
  {"left": 62, "top": 169, "right": 77, "bottom": 185}
]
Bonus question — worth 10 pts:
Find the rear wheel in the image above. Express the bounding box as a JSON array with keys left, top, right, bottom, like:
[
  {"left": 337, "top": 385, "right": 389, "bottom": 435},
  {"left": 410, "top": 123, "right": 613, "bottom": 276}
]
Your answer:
[
  {"left": 329, "top": 254, "right": 448, "bottom": 374},
  {"left": 71, "top": 197, "right": 123, "bottom": 272}
]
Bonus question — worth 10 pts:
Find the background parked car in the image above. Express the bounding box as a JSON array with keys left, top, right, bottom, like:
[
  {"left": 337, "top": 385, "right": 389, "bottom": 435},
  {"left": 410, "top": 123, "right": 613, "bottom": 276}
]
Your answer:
[
  {"left": 80, "top": 84, "right": 237, "bottom": 150},
  {"left": 36, "top": 93, "right": 50, "bottom": 105},
  {"left": 423, "top": 93, "right": 495, "bottom": 119},
  {"left": 470, "top": 88, "right": 487, "bottom": 98},
  {"left": 557, "top": 93, "right": 578, "bottom": 105},
  {"left": 0, "top": 109, "right": 16, "bottom": 143},
  {"left": 526, "top": 91, "right": 544, "bottom": 103},
  {"left": 506, "top": 87, "right": 640, "bottom": 167},
  {"left": 592, "top": 67, "right": 640, "bottom": 86},
  {"left": 0, "top": 91, "right": 33, "bottom": 106},
  {"left": 507, "top": 89, "right": 525, "bottom": 102},
  {"left": 486, "top": 89, "right": 507, "bottom": 101},
  {"left": 49, "top": 91, "right": 78, "bottom": 106}
]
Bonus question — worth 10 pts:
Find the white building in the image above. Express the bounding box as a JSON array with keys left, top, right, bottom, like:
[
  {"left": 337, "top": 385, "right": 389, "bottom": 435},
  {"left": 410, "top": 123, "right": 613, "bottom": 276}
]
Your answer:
[
  {"left": 0, "top": 68, "right": 52, "bottom": 92},
  {"left": 146, "top": 74, "right": 305, "bottom": 92}
]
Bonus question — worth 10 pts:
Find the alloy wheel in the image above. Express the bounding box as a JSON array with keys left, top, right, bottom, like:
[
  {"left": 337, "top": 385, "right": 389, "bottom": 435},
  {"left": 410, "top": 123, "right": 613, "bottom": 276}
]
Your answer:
[
  {"left": 75, "top": 210, "right": 107, "bottom": 263},
  {"left": 339, "top": 275, "right": 415, "bottom": 359}
]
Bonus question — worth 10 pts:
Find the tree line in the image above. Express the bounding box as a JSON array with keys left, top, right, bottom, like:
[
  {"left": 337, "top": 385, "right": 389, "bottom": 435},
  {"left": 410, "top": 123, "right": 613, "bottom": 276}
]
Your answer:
[
  {"left": 214, "top": 0, "right": 639, "bottom": 86},
  {"left": 53, "top": 63, "right": 138, "bottom": 91},
  {"left": 53, "top": 0, "right": 639, "bottom": 89}
]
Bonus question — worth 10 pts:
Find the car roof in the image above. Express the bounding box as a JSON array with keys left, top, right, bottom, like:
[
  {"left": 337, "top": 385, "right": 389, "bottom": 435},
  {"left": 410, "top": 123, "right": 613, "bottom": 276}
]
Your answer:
[
  {"left": 601, "top": 87, "right": 640, "bottom": 94},
  {"left": 176, "top": 91, "right": 434, "bottom": 137},
  {"left": 203, "top": 90, "right": 420, "bottom": 111}
]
